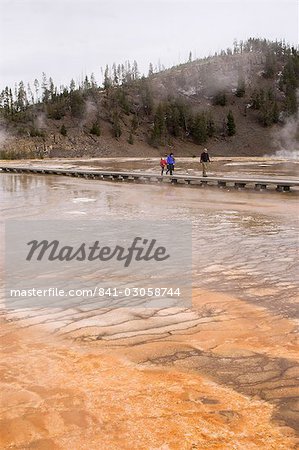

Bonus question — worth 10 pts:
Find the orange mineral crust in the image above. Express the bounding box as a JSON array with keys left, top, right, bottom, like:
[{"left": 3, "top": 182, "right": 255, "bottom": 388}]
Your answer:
[{"left": 0, "top": 318, "right": 297, "bottom": 450}]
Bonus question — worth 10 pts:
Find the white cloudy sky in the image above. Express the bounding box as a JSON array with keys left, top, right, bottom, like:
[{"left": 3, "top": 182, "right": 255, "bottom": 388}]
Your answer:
[{"left": 0, "top": 0, "right": 298, "bottom": 89}]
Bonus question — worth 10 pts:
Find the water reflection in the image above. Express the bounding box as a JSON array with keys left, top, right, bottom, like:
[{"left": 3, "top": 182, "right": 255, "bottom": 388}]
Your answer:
[{"left": 0, "top": 172, "right": 298, "bottom": 318}]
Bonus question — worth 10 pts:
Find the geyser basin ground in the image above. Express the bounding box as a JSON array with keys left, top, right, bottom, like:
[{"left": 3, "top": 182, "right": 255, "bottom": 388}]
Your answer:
[{"left": 0, "top": 157, "right": 298, "bottom": 449}]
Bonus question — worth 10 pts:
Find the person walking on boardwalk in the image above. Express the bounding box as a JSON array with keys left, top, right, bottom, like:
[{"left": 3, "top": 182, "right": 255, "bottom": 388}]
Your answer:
[
  {"left": 160, "top": 155, "right": 167, "bottom": 175},
  {"left": 166, "top": 153, "right": 175, "bottom": 175},
  {"left": 200, "top": 148, "right": 210, "bottom": 177}
]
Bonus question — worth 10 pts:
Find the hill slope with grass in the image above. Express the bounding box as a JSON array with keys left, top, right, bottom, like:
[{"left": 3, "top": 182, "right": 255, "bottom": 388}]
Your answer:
[{"left": 0, "top": 38, "right": 298, "bottom": 159}]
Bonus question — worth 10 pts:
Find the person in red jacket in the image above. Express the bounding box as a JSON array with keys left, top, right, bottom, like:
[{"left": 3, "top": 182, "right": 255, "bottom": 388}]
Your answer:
[{"left": 160, "top": 155, "right": 167, "bottom": 175}]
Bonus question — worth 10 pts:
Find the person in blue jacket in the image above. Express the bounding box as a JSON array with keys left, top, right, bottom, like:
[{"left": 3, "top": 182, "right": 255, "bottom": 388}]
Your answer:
[{"left": 166, "top": 153, "right": 175, "bottom": 175}]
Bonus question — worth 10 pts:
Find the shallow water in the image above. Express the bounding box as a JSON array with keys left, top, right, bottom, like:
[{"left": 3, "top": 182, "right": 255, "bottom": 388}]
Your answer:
[{"left": 1, "top": 170, "right": 298, "bottom": 316}]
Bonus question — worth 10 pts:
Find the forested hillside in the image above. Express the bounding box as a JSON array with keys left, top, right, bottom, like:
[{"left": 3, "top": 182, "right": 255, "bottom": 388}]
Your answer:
[{"left": 0, "top": 38, "right": 298, "bottom": 158}]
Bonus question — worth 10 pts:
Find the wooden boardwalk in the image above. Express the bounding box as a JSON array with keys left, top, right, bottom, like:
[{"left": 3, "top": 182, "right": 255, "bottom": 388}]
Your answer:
[{"left": 1, "top": 166, "right": 299, "bottom": 192}]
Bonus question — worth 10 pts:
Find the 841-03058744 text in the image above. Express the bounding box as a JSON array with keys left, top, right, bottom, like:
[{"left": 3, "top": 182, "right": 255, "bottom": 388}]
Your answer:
[{"left": 97, "top": 287, "right": 181, "bottom": 297}]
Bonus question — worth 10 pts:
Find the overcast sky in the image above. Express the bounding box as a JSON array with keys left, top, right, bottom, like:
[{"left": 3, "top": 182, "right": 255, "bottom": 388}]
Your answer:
[{"left": 0, "top": 0, "right": 298, "bottom": 89}]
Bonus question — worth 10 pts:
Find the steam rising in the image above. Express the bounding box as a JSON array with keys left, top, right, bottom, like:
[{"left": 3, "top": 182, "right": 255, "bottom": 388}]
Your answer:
[
  {"left": 272, "top": 90, "right": 299, "bottom": 160},
  {"left": 0, "top": 127, "right": 9, "bottom": 148}
]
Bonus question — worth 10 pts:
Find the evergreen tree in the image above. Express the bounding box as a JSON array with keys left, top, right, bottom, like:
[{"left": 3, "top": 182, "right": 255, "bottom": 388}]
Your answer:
[
  {"left": 251, "top": 89, "right": 263, "bottom": 110},
  {"left": 213, "top": 91, "right": 227, "bottom": 106},
  {"left": 83, "top": 75, "right": 91, "bottom": 91},
  {"left": 272, "top": 100, "right": 280, "bottom": 123},
  {"left": 132, "top": 60, "right": 139, "bottom": 80},
  {"left": 280, "top": 53, "right": 299, "bottom": 115},
  {"left": 126, "top": 61, "right": 132, "bottom": 81},
  {"left": 3, "top": 87, "right": 11, "bottom": 116},
  {"left": 165, "top": 102, "right": 180, "bottom": 137},
  {"left": 148, "top": 63, "right": 154, "bottom": 77},
  {"left": 227, "top": 110, "right": 236, "bottom": 136},
  {"left": 140, "top": 78, "right": 154, "bottom": 116},
  {"left": 34, "top": 79, "right": 39, "bottom": 102},
  {"left": 112, "top": 111, "right": 122, "bottom": 138},
  {"left": 70, "top": 90, "right": 85, "bottom": 118},
  {"left": 257, "top": 89, "right": 280, "bottom": 126},
  {"left": 60, "top": 124, "right": 67, "bottom": 136},
  {"left": 236, "top": 73, "right": 246, "bottom": 97},
  {"left": 151, "top": 103, "right": 166, "bottom": 145},
  {"left": 176, "top": 99, "right": 192, "bottom": 134},
  {"left": 112, "top": 63, "right": 118, "bottom": 85},
  {"left": 27, "top": 83, "right": 34, "bottom": 105},
  {"left": 90, "top": 73, "right": 97, "bottom": 89},
  {"left": 128, "top": 131, "right": 134, "bottom": 145},
  {"left": 263, "top": 51, "right": 277, "bottom": 78},
  {"left": 117, "top": 88, "right": 130, "bottom": 114},
  {"left": 131, "top": 113, "right": 139, "bottom": 132},
  {"left": 104, "top": 65, "right": 112, "bottom": 91},
  {"left": 117, "top": 65, "right": 121, "bottom": 84},
  {"left": 16, "top": 81, "right": 28, "bottom": 111},
  {"left": 206, "top": 113, "right": 215, "bottom": 137},
  {"left": 285, "top": 84, "right": 297, "bottom": 115},
  {"left": 69, "top": 79, "right": 76, "bottom": 92},
  {"left": 9, "top": 88, "right": 14, "bottom": 115},
  {"left": 41, "top": 72, "right": 49, "bottom": 103},
  {"left": 49, "top": 77, "right": 55, "bottom": 100},
  {"left": 121, "top": 64, "right": 126, "bottom": 84},
  {"left": 90, "top": 122, "right": 101, "bottom": 136},
  {"left": 192, "top": 113, "right": 207, "bottom": 144}
]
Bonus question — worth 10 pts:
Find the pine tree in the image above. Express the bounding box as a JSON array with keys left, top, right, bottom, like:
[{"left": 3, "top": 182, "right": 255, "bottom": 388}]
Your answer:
[
  {"left": 206, "top": 113, "right": 215, "bottom": 137},
  {"left": 27, "top": 83, "right": 34, "bottom": 105},
  {"left": 132, "top": 60, "right": 139, "bottom": 80},
  {"left": 112, "top": 111, "right": 122, "bottom": 138},
  {"left": 192, "top": 113, "right": 207, "bottom": 144},
  {"left": 9, "top": 88, "right": 14, "bottom": 115},
  {"left": 34, "top": 79, "right": 39, "bottom": 102},
  {"left": 41, "top": 72, "right": 49, "bottom": 103},
  {"left": 3, "top": 87, "right": 10, "bottom": 116},
  {"left": 213, "top": 91, "right": 227, "bottom": 106},
  {"left": 60, "top": 124, "right": 67, "bottom": 136},
  {"left": 151, "top": 103, "right": 166, "bottom": 146},
  {"left": 117, "top": 88, "right": 130, "bottom": 115},
  {"left": 16, "top": 81, "right": 28, "bottom": 111},
  {"left": 128, "top": 132, "right": 134, "bottom": 145},
  {"left": 90, "top": 122, "right": 101, "bottom": 136},
  {"left": 131, "top": 114, "right": 139, "bottom": 132},
  {"left": 112, "top": 63, "right": 118, "bottom": 85},
  {"left": 90, "top": 73, "right": 97, "bottom": 89},
  {"left": 104, "top": 65, "right": 112, "bottom": 91},
  {"left": 140, "top": 79, "right": 154, "bottom": 116},
  {"left": 263, "top": 51, "right": 276, "bottom": 78},
  {"left": 236, "top": 73, "right": 246, "bottom": 97},
  {"left": 165, "top": 102, "right": 180, "bottom": 137},
  {"left": 280, "top": 53, "right": 298, "bottom": 115},
  {"left": 83, "top": 75, "right": 91, "bottom": 91},
  {"left": 227, "top": 110, "right": 236, "bottom": 136},
  {"left": 69, "top": 79, "right": 76, "bottom": 92},
  {"left": 148, "top": 63, "right": 154, "bottom": 77},
  {"left": 285, "top": 84, "right": 297, "bottom": 115},
  {"left": 272, "top": 100, "right": 280, "bottom": 123},
  {"left": 49, "top": 77, "right": 55, "bottom": 100},
  {"left": 70, "top": 91, "right": 85, "bottom": 118}
]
